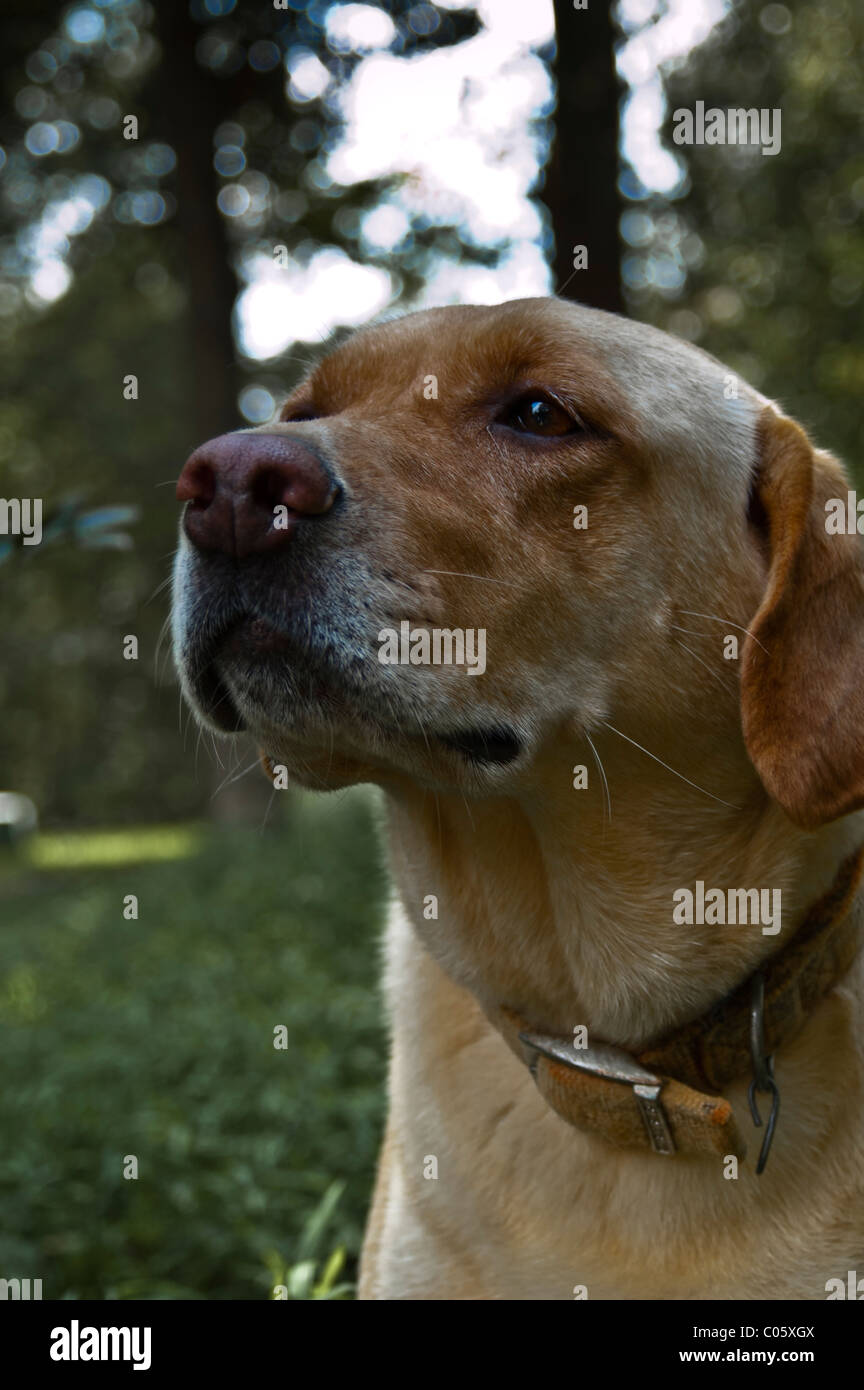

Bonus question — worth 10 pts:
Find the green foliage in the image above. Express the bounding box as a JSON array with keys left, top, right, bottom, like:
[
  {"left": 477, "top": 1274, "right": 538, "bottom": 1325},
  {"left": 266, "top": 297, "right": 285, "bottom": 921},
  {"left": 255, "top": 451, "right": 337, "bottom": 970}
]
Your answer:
[
  {"left": 0, "top": 790, "right": 387, "bottom": 1299},
  {"left": 264, "top": 1182, "right": 354, "bottom": 1299},
  {"left": 632, "top": 0, "right": 864, "bottom": 478}
]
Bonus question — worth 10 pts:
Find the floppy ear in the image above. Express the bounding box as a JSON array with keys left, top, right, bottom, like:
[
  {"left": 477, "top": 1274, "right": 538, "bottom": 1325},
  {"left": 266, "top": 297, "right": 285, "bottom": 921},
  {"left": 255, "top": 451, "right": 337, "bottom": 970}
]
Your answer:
[{"left": 741, "top": 406, "right": 864, "bottom": 830}]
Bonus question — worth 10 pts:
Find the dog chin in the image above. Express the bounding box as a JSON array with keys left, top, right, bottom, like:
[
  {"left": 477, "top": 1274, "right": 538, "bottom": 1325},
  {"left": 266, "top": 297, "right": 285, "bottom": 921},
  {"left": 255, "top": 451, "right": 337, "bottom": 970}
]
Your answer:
[
  {"left": 256, "top": 707, "right": 527, "bottom": 799},
  {"left": 181, "top": 648, "right": 529, "bottom": 795},
  {"left": 252, "top": 700, "right": 417, "bottom": 789},
  {"left": 259, "top": 745, "right": 380, "bottom": 792}
]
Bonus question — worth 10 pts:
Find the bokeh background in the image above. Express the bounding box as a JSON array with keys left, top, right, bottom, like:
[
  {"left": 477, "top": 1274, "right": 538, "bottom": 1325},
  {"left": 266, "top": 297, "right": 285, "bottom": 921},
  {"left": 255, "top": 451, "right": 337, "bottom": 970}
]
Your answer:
[{"left": 1, "top": 0, "right": 861, "bottom": 1298}]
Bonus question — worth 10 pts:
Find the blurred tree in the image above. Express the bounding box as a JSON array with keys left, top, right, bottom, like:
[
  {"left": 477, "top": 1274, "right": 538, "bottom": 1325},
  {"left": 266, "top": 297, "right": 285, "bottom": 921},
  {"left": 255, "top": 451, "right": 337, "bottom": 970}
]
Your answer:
[
  {"left": 0, "top": 498, "right": 138, "bottom": 565},
  {"left": 630, "top": 0, "right": 864, "bottom": 479},
  {"left": 546, "top": 0, "right": 623, "bottom": 310}
]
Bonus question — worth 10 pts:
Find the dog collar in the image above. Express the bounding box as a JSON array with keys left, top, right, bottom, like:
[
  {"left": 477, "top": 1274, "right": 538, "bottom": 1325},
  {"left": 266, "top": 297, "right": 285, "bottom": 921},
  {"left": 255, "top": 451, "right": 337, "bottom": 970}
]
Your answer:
[{"left": 493, "top": 847, "right": 864, "bottom": 1171}]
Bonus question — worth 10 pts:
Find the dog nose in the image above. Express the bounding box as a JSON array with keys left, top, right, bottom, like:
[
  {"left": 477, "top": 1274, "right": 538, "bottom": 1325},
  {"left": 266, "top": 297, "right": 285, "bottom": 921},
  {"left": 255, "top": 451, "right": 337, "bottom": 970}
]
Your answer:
[{"left": 176, "top": 431, "right": 340, "bottom": 558}]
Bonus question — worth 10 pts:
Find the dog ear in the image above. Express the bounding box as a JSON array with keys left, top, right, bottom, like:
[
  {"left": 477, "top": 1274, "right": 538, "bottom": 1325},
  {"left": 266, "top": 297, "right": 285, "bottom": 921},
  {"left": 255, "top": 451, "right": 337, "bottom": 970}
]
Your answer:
[{"left": 741, "top": 406, "right": 864, "bottom": 830}]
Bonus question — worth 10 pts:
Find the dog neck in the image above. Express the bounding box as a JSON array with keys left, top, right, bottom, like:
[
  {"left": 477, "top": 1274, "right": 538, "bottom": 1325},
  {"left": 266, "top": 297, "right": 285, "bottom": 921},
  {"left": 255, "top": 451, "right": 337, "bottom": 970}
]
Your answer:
[{"left": 383, "top": 724, "right": 863, "bottom": 1053}]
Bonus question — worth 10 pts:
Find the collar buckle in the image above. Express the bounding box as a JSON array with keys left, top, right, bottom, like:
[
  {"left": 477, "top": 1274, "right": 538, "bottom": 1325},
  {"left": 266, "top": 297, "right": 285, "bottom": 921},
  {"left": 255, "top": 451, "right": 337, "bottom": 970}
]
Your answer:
[
  {"left": 748, "top": 971, "right": 781, "bottom": 1174},
  {"left": 517, "top": 1030, "right": 676, "bottom": 1156}
]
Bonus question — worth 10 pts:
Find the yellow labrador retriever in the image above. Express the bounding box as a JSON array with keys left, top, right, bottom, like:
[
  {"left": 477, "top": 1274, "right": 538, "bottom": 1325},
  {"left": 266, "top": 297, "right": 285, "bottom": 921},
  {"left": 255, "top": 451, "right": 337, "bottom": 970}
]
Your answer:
[{"left": 172, "top": 298, "right": 864, "bottom": 1300}]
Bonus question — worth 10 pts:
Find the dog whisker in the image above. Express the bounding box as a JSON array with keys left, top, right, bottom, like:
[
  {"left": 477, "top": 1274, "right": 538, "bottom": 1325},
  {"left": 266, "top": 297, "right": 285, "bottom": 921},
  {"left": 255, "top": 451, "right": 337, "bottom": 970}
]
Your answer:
[
  {"left": 145, "top": 574, "right": 175, "bottom": 606},
  {"left": 669, "top": 623, "right": 719, "bottom": 638},
  {"left": 485, "top": 422, "right": 509, "bottom": 466},
  {"left": 387, "top": 575, "right": 423, "bottom": 597},
  {"left": 258, "top": 781, "right": 279, "bottom": 833},
  {"left": 583, "top": 728, "right": 612, "bottom": 825},
  {"left": 421, "top": 569, "right": 518, "bottom": 589},
  {"left": 679, "top": 609, "right": 770, "bottom": 655},
  {"left": 155, "top": 615, "right": 176, "bottom": 686},
  {"left": 671, "top": 637, "right": 737, "bottom": 693},
  {"left": 600, "top": 720, "right": 740, "bottom": 810},
  {"left": 210, "top": 752, "right": 263, "bottom": 801}
]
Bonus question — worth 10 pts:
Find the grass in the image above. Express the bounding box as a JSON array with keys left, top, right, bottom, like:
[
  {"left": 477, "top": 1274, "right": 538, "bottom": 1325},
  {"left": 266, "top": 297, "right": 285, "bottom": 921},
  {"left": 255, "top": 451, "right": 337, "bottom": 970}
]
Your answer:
[
  {"left": 0, "top": 790, "right": 388, "bottom": 1299},
  {"left": 26, "top": 824, "right": 207, "bottom": 870}
]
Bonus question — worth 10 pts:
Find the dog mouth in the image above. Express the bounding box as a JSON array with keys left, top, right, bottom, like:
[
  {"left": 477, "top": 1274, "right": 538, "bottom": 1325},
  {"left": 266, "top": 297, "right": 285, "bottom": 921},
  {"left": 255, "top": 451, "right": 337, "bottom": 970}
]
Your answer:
[
  {"left": 188, "top": 653, "right": 246, "bottom": 733},
  {"left": 182, "top": 614, "right": 523, "bottom": 768},
  {"left": 439, "top": 726, "right": 522, "bottom": 765},
  {"left": 182, "top": 614, "right": 285, "bottom": 734}
]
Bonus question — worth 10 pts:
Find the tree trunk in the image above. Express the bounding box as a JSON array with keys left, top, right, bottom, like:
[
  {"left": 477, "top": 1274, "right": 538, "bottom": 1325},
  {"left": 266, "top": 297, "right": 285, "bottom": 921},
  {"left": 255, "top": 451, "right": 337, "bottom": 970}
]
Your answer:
[
  {"left": 546, "top": 0, "right": 623, "bottom": 313},
  {"left": 149, "top": 0, "right": 240, "bottom": 441}
]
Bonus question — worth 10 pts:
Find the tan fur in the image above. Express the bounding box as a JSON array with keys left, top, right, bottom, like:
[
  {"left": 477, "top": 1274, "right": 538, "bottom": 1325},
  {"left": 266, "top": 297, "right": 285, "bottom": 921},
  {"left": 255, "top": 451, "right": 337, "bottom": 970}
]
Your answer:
[{"left": 174, "top": 298, "right": 864, "bottom": 1299}]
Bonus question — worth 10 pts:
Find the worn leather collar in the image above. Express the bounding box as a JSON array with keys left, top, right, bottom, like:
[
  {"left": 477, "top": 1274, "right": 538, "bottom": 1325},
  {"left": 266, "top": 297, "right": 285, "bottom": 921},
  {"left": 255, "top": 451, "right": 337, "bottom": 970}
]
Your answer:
[{"left": 493, "top": 847, "right": 864, "bottom": 1168}]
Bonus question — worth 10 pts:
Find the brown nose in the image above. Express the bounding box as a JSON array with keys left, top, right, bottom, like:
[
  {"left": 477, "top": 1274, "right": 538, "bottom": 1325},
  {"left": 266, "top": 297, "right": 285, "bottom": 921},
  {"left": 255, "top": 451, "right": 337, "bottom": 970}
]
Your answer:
[{"left": 176, "top": 431, "right": 340, "bottom": 558}]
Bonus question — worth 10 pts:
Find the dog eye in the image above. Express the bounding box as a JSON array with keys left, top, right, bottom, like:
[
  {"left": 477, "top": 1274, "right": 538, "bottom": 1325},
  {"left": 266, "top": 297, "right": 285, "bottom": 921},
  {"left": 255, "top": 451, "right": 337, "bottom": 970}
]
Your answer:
[{"left": 498, "top": 392, "right": 579, "bottom": 437}]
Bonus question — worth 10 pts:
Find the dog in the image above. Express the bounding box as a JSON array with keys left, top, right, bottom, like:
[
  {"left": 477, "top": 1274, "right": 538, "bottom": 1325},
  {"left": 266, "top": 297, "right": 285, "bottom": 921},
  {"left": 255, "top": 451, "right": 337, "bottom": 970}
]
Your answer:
[{"left": 172, "top": 297, "right": 864, "bottom": 1300}]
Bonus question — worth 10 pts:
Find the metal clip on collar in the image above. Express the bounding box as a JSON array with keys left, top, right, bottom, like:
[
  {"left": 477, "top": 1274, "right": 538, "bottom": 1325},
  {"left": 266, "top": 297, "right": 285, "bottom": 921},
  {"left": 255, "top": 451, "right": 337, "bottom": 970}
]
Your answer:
[
  {"left": 748, "top": 972, "right": 781, "bottom": 1175},
  {"left": 517, "top": 1031, "right": 676, "bottom": 1156}
]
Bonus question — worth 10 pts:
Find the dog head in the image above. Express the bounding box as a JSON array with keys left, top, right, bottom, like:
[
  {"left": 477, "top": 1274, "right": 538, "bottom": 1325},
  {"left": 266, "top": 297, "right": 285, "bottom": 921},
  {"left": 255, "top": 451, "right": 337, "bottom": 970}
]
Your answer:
[{"left": 172, "top": 297, "right": 864, "bottom": 828}]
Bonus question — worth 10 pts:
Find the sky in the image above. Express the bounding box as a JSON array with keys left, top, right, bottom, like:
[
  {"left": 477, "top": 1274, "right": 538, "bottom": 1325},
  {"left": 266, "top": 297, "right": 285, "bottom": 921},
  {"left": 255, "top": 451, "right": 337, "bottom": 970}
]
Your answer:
[{"left": 237, "top": 0, "right": 726, "bottom": 367}]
